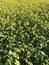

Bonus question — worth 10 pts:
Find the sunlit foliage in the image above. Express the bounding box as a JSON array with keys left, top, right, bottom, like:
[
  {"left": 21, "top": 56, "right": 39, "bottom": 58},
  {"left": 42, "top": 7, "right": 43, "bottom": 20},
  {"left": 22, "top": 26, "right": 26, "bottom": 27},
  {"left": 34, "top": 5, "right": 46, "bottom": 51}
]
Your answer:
[{"left": 0, "top": 0, "right": 49, "bottom": 65}]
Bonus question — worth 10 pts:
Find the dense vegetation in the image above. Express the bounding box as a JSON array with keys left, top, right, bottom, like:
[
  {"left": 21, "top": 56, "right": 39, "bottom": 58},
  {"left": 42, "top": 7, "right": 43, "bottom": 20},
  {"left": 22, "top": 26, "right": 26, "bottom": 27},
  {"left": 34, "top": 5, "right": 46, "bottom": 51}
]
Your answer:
[{"left": 0, "top": 0, "right": 49, "bottom": 65}]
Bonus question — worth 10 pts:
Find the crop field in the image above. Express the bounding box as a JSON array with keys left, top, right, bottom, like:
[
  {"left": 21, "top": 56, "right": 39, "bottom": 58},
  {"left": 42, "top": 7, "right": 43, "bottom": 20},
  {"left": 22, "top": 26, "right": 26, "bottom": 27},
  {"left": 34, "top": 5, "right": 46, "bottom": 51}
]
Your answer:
[{"left": 0, "top": 0, "right": 49, "bottom": 65}]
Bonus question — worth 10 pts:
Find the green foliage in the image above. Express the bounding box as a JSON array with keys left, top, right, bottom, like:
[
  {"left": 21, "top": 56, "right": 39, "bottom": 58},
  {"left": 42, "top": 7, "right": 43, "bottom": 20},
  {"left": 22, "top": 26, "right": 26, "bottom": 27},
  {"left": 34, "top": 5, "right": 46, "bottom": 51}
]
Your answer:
[{"left": 0, "top": 0, "right": 49, "bottom": 65}]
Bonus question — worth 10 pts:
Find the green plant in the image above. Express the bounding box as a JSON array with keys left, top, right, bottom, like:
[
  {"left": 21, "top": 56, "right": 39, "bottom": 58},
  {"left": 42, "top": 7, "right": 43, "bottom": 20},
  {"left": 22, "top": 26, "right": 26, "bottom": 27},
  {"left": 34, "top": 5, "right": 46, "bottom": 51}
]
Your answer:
[{"left": 0, "top": 0, "right": 49, "bottom": 65}]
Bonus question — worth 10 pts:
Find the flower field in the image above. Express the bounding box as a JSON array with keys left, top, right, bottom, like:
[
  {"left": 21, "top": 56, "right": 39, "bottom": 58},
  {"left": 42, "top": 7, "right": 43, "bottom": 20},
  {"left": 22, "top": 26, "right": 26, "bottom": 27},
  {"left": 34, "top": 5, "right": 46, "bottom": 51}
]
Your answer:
[{"left": 0, "top": 0, "right": 49, "bottom": 65}]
